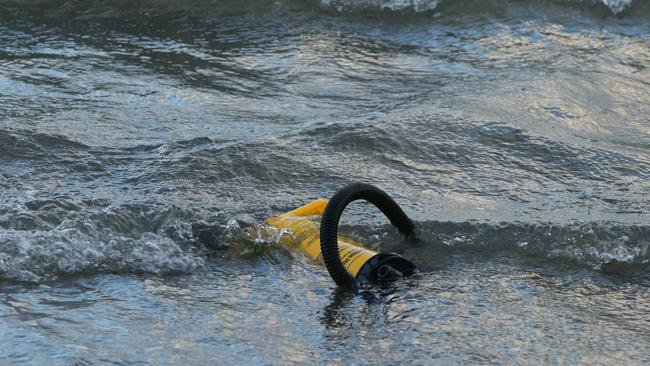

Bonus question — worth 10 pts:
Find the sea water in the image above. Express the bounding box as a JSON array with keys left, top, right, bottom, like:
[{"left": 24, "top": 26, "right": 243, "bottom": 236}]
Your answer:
[{"left": 1, "top": 0, "right": 649, "bottom": 364}]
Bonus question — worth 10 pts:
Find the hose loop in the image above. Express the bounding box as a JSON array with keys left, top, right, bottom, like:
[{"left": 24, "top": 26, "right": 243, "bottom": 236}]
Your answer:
[{"left": 319, "top": 182, "right": 415, "bottom": 289}]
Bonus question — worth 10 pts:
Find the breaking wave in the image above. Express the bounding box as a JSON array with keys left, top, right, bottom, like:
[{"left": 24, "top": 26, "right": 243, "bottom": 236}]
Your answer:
[
  {"left": 1, "top": 200, "right": 648, "bottom": 282},
  {"left": 319, "top": 0, "right": 637, "bottom": 14},
  {"left": 0, "top": 0, "right": 646, "bottom": 17}
]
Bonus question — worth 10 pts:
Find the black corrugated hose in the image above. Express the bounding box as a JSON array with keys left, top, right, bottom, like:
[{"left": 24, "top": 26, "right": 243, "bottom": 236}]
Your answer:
[{"left": 319, "top": 182, "right": 415, "bottom": 289}]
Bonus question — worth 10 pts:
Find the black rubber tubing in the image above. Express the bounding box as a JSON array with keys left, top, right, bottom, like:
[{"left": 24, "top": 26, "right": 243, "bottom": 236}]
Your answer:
[{"left": 319, "top": 182, "right": 415, "bottom": 289}]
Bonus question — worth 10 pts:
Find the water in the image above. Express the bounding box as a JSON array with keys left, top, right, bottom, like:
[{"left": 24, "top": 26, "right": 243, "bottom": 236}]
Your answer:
[{"left": 1, "top": 0, "right": 649, "bottom": 364}]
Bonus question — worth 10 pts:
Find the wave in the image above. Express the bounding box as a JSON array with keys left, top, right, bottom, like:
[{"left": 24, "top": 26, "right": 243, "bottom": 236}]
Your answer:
[
  {"left": 0, "top": 203, "right": 206, "bottom": 282},
  {"left": 410, "top": 220, "right": 650, "bottom": 269},
  {"left": 220, "top": 217, "right": 650, "bottom": 272},
  {"left": 1, "top": 191, "right": 647, "bottom": 282},
  {"left": 319, "top": 0, "right": 637, "bottom": 14},
  {"left": 1, "top": 127, "right": 648, "bottom": 281},
  {"left": 2, "top": 0, "right": 647, "bottom": 17}
]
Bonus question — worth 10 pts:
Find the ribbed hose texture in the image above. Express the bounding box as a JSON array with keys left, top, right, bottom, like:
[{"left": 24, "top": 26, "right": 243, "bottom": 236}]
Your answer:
[{"left": 319, "top": 183, "right": 415, "bottom": 289}]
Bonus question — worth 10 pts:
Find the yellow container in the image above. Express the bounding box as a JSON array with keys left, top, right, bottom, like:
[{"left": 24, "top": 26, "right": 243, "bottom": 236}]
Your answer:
[{"left": 266, "top": 199, "right": 378, "bottom": 277}]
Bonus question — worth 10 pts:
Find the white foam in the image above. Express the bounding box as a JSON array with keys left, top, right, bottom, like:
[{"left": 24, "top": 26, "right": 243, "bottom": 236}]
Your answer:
[
  {"left": 320, "top": 0, "right": 441, "bottom": 12},
  {"left": 600, "top": 0, "right": 634, "bottom": 13},
  {"left": 319, "top": 0, "right": 635, "bottom": 14},
  {"left": 0, "top": 227, "right": 204, "bottom": 282}
]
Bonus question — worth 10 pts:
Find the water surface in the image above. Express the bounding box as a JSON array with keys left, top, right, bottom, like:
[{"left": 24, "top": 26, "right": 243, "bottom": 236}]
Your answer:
[{"left": 1, "top": 0, "right": 649, "bottom": 364}]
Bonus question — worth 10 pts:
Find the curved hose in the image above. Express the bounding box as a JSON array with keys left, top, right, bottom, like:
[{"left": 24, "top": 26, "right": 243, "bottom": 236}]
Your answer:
[{"left": 319, "top": 182, "right": 415, "bottom": 288}]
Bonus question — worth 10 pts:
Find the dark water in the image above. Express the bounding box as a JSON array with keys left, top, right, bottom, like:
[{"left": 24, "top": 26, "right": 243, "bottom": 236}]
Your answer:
[{"left": 1, "top": 0, "right": 649, "bottom": 364}]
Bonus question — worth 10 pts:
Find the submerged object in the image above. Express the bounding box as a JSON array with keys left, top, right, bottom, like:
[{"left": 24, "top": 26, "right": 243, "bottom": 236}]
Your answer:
[{"left": 267, "top": 183, "right": 416, "bottom": 289}]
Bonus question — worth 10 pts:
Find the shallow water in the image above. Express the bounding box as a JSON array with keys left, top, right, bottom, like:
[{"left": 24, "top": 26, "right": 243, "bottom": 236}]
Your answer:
[{"left": 1, "top": 0, "right": 649, "bottom": 364}]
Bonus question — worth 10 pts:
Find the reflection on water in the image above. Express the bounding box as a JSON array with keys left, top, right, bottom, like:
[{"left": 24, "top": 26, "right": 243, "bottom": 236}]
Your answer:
[{"left": 2, "top": 256, "right": 649, "bottom": 364}]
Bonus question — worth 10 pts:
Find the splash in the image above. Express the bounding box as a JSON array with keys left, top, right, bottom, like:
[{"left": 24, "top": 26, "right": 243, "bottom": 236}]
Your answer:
[
  {"left": 0, "top": 228, "right": 205, "bottom": 282},
  {"left": 0, "top": 208, "right": 206, "bottom": 282},
  {"left": 600, "top": 0, "right": 634, "bottom": 13}
]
